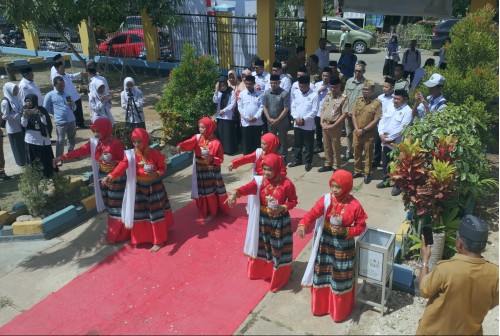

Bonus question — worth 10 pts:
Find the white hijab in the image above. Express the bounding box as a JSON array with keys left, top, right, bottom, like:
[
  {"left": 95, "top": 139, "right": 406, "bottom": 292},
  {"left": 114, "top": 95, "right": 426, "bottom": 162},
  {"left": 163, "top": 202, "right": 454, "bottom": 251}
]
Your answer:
[
  {"left": 3, "top": 82, "right": 21, "bottom": 112},
  {"left": 123, "top": 77, "right": 139, "bottom": 96}
]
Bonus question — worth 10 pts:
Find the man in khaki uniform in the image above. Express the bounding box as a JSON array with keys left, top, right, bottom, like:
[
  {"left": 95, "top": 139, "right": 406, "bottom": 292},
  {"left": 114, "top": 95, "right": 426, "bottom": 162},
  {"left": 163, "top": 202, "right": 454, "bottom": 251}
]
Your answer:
[
  {"left": 351, "top": 80, "right": 381, "bottom": 184},
  {"left": 417, "top": 215, "right": 499, "bottom": 335},
  {"left": 343, "top": 63, "right": 366, "bottom": 161},
  {"left": 318, "top": 77, "right": 348, "bottom": 172}
]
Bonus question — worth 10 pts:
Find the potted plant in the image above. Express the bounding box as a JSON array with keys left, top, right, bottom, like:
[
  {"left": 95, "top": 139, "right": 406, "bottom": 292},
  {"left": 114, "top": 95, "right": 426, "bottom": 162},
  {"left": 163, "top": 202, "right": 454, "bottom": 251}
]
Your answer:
[{"left": 390, "top": 136, "right": 459, "bottom": 266}]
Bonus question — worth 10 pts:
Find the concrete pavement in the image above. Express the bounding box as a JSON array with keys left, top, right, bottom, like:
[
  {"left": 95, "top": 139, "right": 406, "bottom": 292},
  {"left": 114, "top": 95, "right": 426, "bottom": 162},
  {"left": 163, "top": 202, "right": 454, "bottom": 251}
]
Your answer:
[{"left": 0, "top": 49, "right": 438, "bottom": 333}]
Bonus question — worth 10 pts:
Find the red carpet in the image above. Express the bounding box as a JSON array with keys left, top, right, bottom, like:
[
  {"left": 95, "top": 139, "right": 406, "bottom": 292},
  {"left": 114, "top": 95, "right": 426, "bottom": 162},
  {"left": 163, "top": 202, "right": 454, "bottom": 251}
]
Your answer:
[{"left": 0, "top": 198, "right": 312, "bottom": 335}]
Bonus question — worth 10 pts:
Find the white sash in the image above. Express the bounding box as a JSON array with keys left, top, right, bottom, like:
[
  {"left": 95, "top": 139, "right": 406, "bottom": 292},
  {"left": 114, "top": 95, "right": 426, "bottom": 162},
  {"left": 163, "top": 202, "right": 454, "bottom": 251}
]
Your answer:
[
  {"left": 245, "top": 148, "right": 263, "bottom": 215},
  {"left": 243, "top": 175, "right": 263, "bottom": 258},
  {"left": 301, "top": 193, "right": 331, "bottom": 287},
  {"left": 121, "top": 149, "right": 137, "bottom": 229},
  {"left": 90, "top": 138, "right": 105, "bottom": 212},
  {"left": 191, "top": 134, "right": 201, "bottom": 199}
]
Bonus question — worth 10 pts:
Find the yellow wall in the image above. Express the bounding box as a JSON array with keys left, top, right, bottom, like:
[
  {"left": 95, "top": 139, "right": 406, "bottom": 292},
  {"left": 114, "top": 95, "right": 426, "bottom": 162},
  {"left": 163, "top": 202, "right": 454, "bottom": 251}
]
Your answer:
[
  {"left": 256, "top": 0, "right": 276, "bottom": 71},
  {"left": 22, "top": 23, "right": 39, "bottom": 51},
  {"left": 304, "top": 0, "right": 323, "bottom": 56},
  {"left": 78, "top": 20, "right": 90, "bottom": 56},
  {"left": 215, "top": 12, "right": 234, "bottom": 70},
  {"left": 141, "top": 10, "right": 160, "bottom": 62}
]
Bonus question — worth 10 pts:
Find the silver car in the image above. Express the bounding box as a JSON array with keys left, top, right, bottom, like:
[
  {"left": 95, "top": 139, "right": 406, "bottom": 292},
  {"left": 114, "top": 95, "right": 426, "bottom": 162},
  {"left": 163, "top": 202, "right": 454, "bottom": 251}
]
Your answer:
[{"left": 321, "top": 17, "right": 377, "bottom": 54}]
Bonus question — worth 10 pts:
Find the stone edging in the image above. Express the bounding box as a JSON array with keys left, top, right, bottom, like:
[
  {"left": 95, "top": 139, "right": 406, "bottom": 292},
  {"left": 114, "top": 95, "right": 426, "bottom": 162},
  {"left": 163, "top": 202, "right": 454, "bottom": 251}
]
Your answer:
[{"left": 0, "top": 150, "right": 193, "bottom": 242}]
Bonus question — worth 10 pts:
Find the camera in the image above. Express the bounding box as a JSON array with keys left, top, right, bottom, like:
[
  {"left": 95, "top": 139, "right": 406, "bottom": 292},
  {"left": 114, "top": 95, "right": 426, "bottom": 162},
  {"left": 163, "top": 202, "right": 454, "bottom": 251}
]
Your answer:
[{"left": 127, "top": 88, "right": 133, "bottom": 97}]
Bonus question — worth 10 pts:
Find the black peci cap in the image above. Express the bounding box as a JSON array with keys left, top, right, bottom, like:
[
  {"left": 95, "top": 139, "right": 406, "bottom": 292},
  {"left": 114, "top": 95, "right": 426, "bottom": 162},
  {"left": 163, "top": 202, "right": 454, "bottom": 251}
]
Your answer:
[
  {"left": 53, "top": 53, "right": 62, "bottom": 61},
  {"left": 459, "top": 215, "right": 489, "bottom": 242},
  {"left": 394, "top": 89, "right": 408, "bottom": 98},
  {"left": 329, "top": 77, "right": 341, "bottom": 85},
  {"left": 20, "top": 67, "right": 33, "bottom": 74},
  {"left": 272, "top": 61, "right": 282, "bottom": 68},
  {"left": 384, "top": 76, "right": 396, "bottom": 85},
  {"left": 270, "top": 74, "right": 280, "bottom": 81},
  {"left": 297, "top": 76, "right": 310, "bottom": 84},
  {"left": 254, "top": 59, "right": 264, "bottom": 67}
]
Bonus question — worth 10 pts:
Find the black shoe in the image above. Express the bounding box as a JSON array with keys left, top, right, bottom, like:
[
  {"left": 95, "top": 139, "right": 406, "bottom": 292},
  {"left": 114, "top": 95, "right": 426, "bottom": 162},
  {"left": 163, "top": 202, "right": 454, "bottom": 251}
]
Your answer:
[
  {"left": 341, "top": 154, "right": 354, "bottom": 161},
  {"left": 352, "top": 172, "right": 363, "bottom": 178},
  {"left": 0, "top": 172, "right": 11, "bottom": 180},
  {"left": 288, "top": 161, "right": 301, "bottom": 168},
  {"left": 391, "top": 187, "right": 402, "bottom": 196},
  {"left": 364, "top": 175, "right": 372, "bottom": 184},
  {"left": 318, "top": 166, "right": 333, "bottom": 173},
  {"left": 376, "top": 180, "right": 390, "bottom": 189},
  {"left": 305, "top": 163, "right": 312, "bottom": 172},
  {"left": 371, "top": 161, "right": 381, "bottom": 168}
]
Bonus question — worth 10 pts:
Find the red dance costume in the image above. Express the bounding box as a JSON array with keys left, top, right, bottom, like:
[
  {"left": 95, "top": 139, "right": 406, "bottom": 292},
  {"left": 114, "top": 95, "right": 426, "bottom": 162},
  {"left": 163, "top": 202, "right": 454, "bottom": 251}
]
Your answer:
[
  {"left": 236, "top": 154, "right": 298, "bottom": 292},
  {"left": 61, "top": 118, "right": 130, "bottom": 243},
  {"left": 177, "top": 117, "right": 230, "bottom": 219},
  {"left": 231, "top": 133, "right": 286, "bottom": 176},
  {"left": 110, "top": 128, "right": 174, "bottom": 246},
  {"left": 299, "top": 170, "right": 367, "bottom": 322}
]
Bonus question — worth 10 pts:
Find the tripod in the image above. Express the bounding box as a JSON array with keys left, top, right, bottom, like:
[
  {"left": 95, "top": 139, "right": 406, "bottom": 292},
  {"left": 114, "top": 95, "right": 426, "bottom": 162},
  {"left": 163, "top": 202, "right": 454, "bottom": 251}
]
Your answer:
[{"left": 125, "top": 92, "right": 145, "bottom": 130}]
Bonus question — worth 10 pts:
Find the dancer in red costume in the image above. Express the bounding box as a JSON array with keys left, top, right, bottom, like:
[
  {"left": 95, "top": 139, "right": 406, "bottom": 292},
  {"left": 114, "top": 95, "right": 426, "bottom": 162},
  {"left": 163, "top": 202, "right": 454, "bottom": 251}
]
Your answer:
[
  {"left": 297, "top": 169, "right": 367, "bottom": 322},
  {"left": 54, "top": 118, "right": 130, "bottom": 244},
  {"left": 228, "top": 132, "right": 286, "bottom": 176},
  {"left": 176, "top": 117, "right": 230, "bottom": 222},
  {"left": 104, "top": 128, "right": 174, "bottom": 252},
  {"left": 227, "top": 153, "right": 298, "bottom": 292}
]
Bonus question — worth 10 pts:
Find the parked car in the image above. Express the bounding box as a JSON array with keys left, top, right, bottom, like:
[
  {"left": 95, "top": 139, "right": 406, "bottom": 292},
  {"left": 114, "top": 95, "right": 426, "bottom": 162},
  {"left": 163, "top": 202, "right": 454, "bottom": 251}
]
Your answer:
[
  {"left": 98, "top": 30, "right": 145, "bottom": 58},
  {"left": 321, "top": 17, "right": 377, "bottom": 54},
  {"left": 431, "top": 18, "right": 461, "bottom": 49}
]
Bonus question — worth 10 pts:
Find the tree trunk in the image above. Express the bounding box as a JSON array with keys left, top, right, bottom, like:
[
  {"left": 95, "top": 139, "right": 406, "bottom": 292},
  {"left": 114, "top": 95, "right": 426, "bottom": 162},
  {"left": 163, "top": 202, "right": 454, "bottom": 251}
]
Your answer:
[{"left": 428, "top": 232, "right": 445, "bottom": 271}]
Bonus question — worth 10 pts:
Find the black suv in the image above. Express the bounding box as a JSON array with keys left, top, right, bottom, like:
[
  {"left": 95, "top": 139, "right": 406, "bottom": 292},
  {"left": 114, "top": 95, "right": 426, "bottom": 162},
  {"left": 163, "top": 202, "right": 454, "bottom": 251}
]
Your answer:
[{"left": 431, "top": 18, "right": 461, "bottom": 49}]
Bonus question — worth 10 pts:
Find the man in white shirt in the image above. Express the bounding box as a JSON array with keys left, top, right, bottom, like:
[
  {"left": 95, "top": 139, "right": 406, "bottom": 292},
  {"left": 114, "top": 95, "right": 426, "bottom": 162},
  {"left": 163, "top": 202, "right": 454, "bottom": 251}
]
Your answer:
[
  {"left": 412, "top": 73, "right": 447, "bottom": 119},
  {"left": 252, "top": 59, "right": 270, "bottom": 93},
  {"left": 313, "top": 67, "right": 331, "bottom": 153},
  {"left": 50, "top": 53, "right": 62, "bottom": 80},
  {"left": 402, "top": 39, "right": 421, "bottom": 84},
  {"left": 290, "top": 66, "right": 308, "bottom": 107},
  {"left": 373, "top": 76, "right": 395, "bottom": 167},
  {"left": 377, "top": 89, "right": 413, "bottom": 196},
  {"left": 51, "top": 61, "right": 88, "bottom": 129},
  {"left": 237, "top": 75, "right": 264, "bottom": 155},
  {"left": 314, "top": 38, "right": 335, "bottom": 69},
  {"left": 289, "top": 76, "right": 318, "bottom": 172},
  {"left": 271, "top": 61, "right": 292, "bottom": 93},
  {"left": 18, "top": 67, "right": 42, "bottom": 105}
]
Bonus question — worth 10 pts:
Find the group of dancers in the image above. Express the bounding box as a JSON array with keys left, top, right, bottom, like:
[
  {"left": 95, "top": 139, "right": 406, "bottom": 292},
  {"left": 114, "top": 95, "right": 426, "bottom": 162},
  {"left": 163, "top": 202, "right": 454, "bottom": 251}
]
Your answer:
[{"left": 57, "top": 116, "right": 368, "bottom": 323}]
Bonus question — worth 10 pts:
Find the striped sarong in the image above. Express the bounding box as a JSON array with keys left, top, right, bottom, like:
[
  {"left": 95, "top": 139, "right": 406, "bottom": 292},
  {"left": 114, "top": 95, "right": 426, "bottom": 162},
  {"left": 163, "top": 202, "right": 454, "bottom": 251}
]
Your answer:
[
  {"left": 98, "top": 170, "right": 126, "bottom": 219},
  {"left": 313, "top": 220, "right": 355, "bottom": 294},
  {"left": 195, "top": 159, "right": 227, "bottom": 197},
  {"left": 257, "top": 209, "right": 293, "bottom": 270},
  {"left": 132, "top": 178, "right": 171, "bottom": 223}
]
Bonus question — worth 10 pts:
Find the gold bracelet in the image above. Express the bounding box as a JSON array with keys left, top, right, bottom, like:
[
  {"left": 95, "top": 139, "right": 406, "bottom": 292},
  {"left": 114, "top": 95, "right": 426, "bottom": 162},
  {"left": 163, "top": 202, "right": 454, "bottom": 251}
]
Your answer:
[{"left": 345, "top": 227, "right": 350, "bottom": 238}]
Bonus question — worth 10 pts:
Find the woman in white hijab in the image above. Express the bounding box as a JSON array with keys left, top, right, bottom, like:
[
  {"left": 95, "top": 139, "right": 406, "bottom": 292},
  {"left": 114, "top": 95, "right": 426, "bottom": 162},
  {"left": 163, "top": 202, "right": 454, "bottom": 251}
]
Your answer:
[
  {"left": 89, "top": 78, "right": 114, "bottom": 126},
  {"left": 1, "top": 82, "right": 26, "bottom": 166},
  {"left": 120, "top": 77, "right": 145, "bottom": 130}
]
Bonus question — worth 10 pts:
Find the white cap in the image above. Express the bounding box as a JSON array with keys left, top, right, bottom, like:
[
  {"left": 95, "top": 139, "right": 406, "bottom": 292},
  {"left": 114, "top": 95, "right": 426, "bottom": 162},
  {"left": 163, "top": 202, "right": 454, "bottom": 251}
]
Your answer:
[{"left": 423, "top": 73, "right": 445, "bottom": 87}]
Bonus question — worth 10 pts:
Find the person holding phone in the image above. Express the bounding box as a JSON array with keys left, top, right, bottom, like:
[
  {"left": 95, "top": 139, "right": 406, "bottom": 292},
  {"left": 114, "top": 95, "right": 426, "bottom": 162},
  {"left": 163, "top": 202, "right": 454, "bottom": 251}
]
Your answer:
[
  {"left": 417, "top": 215, "right": 498, "bottom": 335},
  {"left": 43, "top": 76, "right": 77, "bottom": 159},
  {"left": 21, "top": 94, "right": 57, "bottom": 178},
  {"left": 412, "top": 73, "right": 447, "bottom": 119}
]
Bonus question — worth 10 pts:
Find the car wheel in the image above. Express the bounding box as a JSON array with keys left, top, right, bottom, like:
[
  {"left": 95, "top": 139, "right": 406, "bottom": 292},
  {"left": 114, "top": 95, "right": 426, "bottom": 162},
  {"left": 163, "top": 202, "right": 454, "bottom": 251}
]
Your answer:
[{"left": 353, "top": 41, "right": 367, "bottom": 54}]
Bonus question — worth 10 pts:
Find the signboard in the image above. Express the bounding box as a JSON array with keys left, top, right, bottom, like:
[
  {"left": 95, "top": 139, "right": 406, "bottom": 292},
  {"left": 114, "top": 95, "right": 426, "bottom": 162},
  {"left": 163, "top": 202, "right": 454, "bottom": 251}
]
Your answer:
[
  {"left": 343, "top": 0, "right": 453, "bottom": 18},
  {"left": 365, "top": 14, "right": 384, "bottom": 28}
]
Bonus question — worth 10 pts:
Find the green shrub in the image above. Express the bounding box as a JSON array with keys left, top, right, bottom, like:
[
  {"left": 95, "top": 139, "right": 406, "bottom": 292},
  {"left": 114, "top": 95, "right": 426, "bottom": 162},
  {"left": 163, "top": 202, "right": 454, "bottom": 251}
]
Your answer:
[
  {"left": 156, "top": 44, "right": 218, "bottom": 145},
  {"left": 403, "top": 103, "right": 496, "bottom": 202},
  {"left": 18, "top": 160, "right": 49, "bottom": 218}
]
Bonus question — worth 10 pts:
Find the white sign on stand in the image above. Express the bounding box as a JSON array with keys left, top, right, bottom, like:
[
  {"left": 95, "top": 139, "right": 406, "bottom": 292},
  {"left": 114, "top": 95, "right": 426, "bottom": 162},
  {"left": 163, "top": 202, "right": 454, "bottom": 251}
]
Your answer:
[{"left": 358, "top": 248, "right": 383, "bottom": 282}]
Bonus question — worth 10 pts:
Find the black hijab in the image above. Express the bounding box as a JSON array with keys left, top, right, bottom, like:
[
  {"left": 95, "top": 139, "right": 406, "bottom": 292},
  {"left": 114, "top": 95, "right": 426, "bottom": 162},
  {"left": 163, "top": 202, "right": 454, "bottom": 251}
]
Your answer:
[
  {"left": 24, "top": 94, "right": 53, "bottom": 138},
  {"left": 219, "top": 81, "right": 233, "bottom": 110}
]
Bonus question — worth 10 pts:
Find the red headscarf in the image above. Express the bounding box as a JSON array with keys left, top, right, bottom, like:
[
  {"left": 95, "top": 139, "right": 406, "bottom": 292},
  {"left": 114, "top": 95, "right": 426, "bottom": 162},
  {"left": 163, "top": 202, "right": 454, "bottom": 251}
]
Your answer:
[
  {"left": 329, "top": 169, "right": 353, "bottom": 202},
  {"left": 90, "top": 118, "right": 113, "bottom": 144},
  {"left": 131, "top": 127, "right": 149, "bottom": 152},
  {"left": 199, "top": 117, "right": 217, "bottom": 138},
  {"left": 262, "top": 153, "right": 284, "bottom": 181},
  {"left": 261, "top": 133, "right": 280, "bottom": 154}
]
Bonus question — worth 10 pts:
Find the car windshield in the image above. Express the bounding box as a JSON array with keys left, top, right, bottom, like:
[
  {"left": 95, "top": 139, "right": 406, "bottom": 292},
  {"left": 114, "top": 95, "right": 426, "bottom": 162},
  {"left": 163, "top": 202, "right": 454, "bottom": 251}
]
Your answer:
[{"left": 343, "top": 19, "right": 361, "bottom": 31}]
